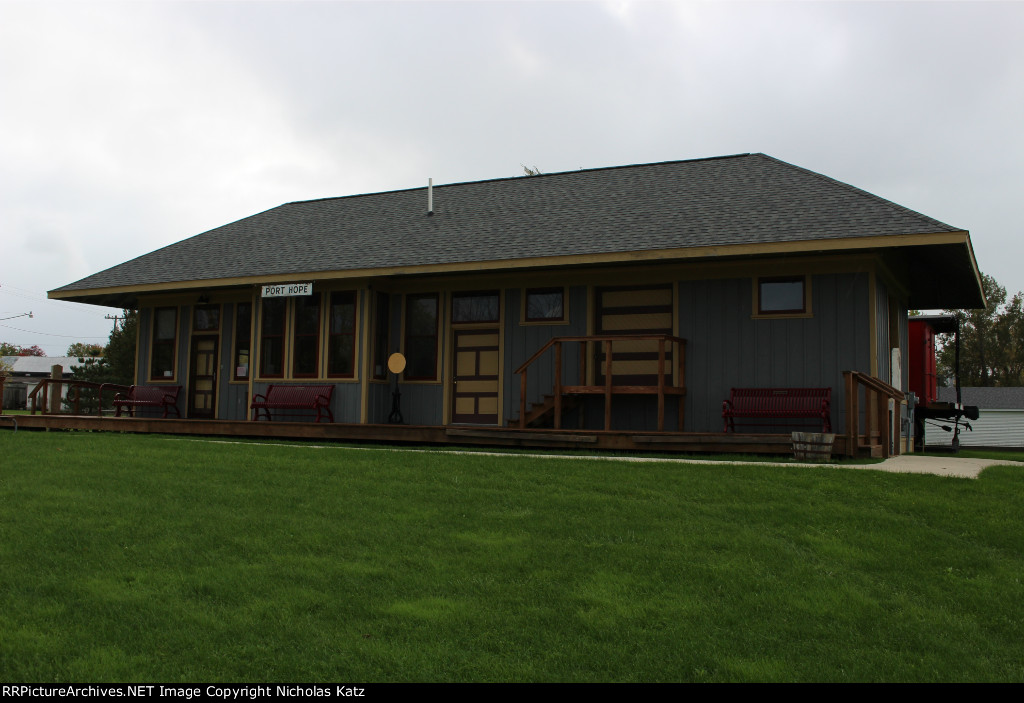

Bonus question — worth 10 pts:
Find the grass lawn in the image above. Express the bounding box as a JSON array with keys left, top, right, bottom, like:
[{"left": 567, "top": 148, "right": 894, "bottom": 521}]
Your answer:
[{"left": 1, "top": 432, "right": 1022, "bottom": 682}]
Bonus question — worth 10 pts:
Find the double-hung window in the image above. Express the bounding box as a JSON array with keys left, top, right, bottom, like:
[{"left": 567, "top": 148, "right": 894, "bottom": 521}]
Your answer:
[
  {"left": 150, "top": 307, "right": 177, "bottom": 380},
  {"left": 233, "top": 302, "right": 252, "bottom": 380},
  {"left": 259, "top": 298, "right": 287, "bottom": 378},
  {"left": 292, "top": 295, "right": 322, "bottom": 377},
  {"left": 328, "top": 291, "right": 357, "bottom": 378},
  {"left": 405, "top": 293, "right": 439, "bottom": 380}
]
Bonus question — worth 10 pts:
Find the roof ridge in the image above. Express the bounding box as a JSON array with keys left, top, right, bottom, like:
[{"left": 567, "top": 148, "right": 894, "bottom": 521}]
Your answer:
[
  {"left": 283, "top": 153, "right": 755, "bottom": 207},
  {"left": 755, "top": 153, "right": 960, "bottom": 232}
]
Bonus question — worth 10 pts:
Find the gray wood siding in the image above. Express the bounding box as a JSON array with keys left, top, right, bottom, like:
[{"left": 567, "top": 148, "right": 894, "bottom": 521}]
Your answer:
[
  {"left": 176, "top": 306, "right": 190, "bottom": 386},
  {"left": 136, "top": 307, "right": 151, "bottom": 386},
  {"left": 503, "top": 286, "right": 587, "bottom": 422},
  {"left": 875, "top": 278, "right": 890, "bottom": 384},
  {"left": 678, "top": 273, "right": 870, "bottom": 433},
  {"left": 249, "top": 380, "right": 361, "bottom": 423},
  {"left": 220, "top": 302, "right": 251, "bottom": 420},
  {"left": 900, "top": 306, "right": 909, "bottom": 391},
  {"left": 367, "top": 382, "right": 392, "bottom": 424},
  {"left": 397, "top": 384, "right": 444, "bottom": 425}
]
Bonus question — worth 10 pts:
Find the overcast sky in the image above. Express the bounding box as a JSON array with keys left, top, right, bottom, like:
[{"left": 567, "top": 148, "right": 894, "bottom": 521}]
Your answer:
[{"left": 2, "top": 0, "right": 1022, "bottom": 355}]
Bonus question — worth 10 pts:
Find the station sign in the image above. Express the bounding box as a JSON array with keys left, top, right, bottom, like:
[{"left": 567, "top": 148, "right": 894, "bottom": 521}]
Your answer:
[{"left": 262, "top": 282, "right": 313, "bottom": 298}]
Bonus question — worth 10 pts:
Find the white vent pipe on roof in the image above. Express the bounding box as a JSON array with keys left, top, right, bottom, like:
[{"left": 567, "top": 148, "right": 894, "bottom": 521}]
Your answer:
[{"left": 427, "top": 178, "right": 433, "bottom": 216}]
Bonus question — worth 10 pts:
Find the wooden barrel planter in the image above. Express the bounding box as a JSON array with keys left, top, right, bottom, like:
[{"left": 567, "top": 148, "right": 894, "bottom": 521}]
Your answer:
[{"left": 792, "top": 432, "right": 836, "bottom": 462}]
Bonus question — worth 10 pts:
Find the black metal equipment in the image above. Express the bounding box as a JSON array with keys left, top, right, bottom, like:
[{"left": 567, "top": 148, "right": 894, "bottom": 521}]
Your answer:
[{"left": 911, "top": 315, "right": 979, "bottom": 452}]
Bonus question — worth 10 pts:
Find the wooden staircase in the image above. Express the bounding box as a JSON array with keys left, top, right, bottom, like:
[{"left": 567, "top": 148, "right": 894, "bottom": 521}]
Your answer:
[
  {"left": 508, "top": 393, "right": 583, "bottom": 428},
  {"left": 513, "top": 334, "right": 687, "bottom": 432}
]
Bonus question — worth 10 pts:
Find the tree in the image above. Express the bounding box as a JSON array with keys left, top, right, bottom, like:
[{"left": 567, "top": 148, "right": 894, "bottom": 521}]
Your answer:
[
  {"left": 0, "top": 342, "right": 45, "bottom": 356},
  {"left": 104, "top": 309, "right": 138, "bottom": 386},
  {"left": 63, "top": 310, "right": 138, "bottom": 413},
  {"left": 937, "top": 273, "right": 1024, "bottom": 386},
  {"left": 67, "top": 342, "right": 105, "bottom": 357}
]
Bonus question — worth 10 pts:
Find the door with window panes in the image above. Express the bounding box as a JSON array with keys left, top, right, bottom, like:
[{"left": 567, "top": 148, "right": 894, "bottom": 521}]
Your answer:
[
  {"left": 450, "top": 292, "right": 501, "bottom": 425},
  {"left": 189, "top": 304, "right": 220, "bottom": 418}
]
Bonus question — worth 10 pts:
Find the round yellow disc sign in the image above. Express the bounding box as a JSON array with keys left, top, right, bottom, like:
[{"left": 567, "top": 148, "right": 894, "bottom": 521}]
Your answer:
[{"left": 387, "top": 352, "right": 407, "bottom": 375}]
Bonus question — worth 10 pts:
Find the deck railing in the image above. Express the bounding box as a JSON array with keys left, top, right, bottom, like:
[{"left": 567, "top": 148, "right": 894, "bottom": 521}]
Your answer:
[
  {"left": 27, "top": 378, "right": 132, "bottom": 416},
  {"left": 514, "top": 334, "right": 687, "bottom": 432},
  {"left": 843, "top": 370, "right": 905, "bottom": 458}
]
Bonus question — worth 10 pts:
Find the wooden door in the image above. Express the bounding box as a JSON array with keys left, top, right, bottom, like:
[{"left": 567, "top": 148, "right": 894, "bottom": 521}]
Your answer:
[
  {"left": 595, "top": 285, "right": 673, "bottom": 385},
  {"left": 451, "top": 328, "right": 500, "bottom": 425},
  {"left": 189, "top": 337, "right": 218, "bottom": 418}
]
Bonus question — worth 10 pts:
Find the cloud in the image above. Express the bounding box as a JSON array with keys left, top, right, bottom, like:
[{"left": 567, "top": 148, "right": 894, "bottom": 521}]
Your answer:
[{"left": 1, "top": 0, "right": 1023, "bottom": 353}]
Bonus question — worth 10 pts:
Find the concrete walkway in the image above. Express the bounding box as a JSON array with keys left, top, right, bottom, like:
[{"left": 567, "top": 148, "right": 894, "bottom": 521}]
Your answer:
[
  {"left": 846, "top": 454, "right": 1023, "bottom": 479},
  {"left": 167, "top": 437, "right": 1022, "bottom": 479}
]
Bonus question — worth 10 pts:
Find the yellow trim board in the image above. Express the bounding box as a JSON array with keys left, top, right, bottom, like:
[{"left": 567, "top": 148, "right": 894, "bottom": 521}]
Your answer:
[{"left": 48, "top": 231, "right": 974, "bottom": 301}]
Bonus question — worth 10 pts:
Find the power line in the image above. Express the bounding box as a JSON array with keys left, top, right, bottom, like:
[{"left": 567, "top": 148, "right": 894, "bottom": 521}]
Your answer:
[
  {"left": 0, "top": 283, "right": 118, "bottom": 312},
  {"left": 0, "top": 323, "right": 107, "bottom": 339}
]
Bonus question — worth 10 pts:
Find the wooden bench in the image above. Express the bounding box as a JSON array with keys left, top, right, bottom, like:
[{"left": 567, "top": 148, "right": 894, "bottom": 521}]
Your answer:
[
  {"left": 722, "top": 387, "right": 831, "bottom": 433},
  {"left": 251, "top": 384, "right": 335, "bottom": 423},
  {"left": 113, "top": 385, "right": 182, "bottom": 418}
]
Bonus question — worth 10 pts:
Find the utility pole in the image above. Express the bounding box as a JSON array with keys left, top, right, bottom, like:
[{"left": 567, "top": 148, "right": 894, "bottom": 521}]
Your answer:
[{"left": 105, "top": 313, "right": 125, "bottom": 330}]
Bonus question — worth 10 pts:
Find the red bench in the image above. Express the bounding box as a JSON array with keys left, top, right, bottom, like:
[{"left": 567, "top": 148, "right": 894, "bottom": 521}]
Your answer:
[
  {"left": 251, "top": 384, "right": 335, "bottom": 423},
  {"left": 722, "top": 387, "right": 831, "bottom": 433},
  {"left": 114, "top": 385, "right": 182, "bottom": 418}
]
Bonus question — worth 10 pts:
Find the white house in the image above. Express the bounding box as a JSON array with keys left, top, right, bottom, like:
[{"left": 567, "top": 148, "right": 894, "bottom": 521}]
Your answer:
[{"left": 930, "top": 386, "right": 1024, "bottom": 448}]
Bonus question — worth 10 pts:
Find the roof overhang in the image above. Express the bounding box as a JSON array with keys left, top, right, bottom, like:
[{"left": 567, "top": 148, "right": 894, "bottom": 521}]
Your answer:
[{"left": 49, "top": 230, "right": 985, "bottom": 311}]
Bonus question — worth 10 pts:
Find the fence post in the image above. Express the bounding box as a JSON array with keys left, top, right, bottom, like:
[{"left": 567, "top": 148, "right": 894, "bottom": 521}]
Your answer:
[{"left": 49, "top": 365, "right": 63, "bottom": 414}]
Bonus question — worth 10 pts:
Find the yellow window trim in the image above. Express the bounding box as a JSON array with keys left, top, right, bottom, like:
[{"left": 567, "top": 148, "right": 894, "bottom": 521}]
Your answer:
[
  {"left": 252, "top": 288, "right": 362, "bottom": 383},
  {"left": 751, "top": 275, "right": 814, "bottom": 319},
  {"left": 147, "top": 305, "right": 180, "bottom": 383},
  {"left": 520, "top": 286, "right": 569, "bottom": 326}
]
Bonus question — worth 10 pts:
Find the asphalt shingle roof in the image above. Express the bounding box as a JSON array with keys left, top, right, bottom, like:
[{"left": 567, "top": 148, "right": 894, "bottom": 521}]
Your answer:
[
  {"left": 1, "top": 356, "right": 96, "bottom": 375},
  {"left": 52, "top": 153, "right": 963, "bottom": 295}
]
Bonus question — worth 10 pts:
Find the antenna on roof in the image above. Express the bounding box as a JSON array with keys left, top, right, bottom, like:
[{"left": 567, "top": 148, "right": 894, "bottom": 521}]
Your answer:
[{"left": 427, "top": 178, "right": 433, "bottom": 216}]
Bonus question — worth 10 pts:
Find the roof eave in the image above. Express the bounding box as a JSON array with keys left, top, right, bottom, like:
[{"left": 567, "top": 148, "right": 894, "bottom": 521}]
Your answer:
[{"left": 49, "top": 230, "right": 984, "bottom": 309}]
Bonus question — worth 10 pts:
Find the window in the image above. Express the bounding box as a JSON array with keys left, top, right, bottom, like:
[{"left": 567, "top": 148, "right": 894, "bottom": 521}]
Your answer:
[
  {"left": 150, "top": 307, "right": 177, "bottom": 380},
  {"left": 259, "top": 298, "right": 286, "bottom": 377},
  {"left": 372, "top": 292, "right": 390, "bottom": 380},
  {"left": 328, "top": 291, "right": 357, "bottom": 378},
  {"left": 452, "top": 291, "right": 499, "bottom": 323},
  {"left": 193, "top": 304, "right": 220, "bottom": 332},
  {"left": 233, "top": 302, "right": 252, "bottom": 380},
  {"left": 405, "top": 293, "right": 439, "bottom": 380},
  {"left": 292, "top": 294, "right": 322, "bottom": 377},
  {"left": 756, "top": 276, "right": 810, "bottom": 316},
  {"left": 524, "top": 287, "right": 566, "bottom": 323}
]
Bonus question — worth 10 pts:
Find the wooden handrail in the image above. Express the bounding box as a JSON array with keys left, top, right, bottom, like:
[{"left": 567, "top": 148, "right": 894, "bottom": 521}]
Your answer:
[
  {"left": 27, "top": 379, "right": 132, "bottom": 416},
  {"left": 846, "top": 370, "right": 904, "bottom": 400},
  {"left": 843, "top": 370, "right": 904, "bottom": 458},
  {"left": 516, "top": 334, "right": 687, "bottom": 432},
  {"left": 514, "top": 334, "right": 688, "bottom": 374}
]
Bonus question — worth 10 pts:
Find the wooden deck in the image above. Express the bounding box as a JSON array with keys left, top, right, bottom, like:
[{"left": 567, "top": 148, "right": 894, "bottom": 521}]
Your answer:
[{"left": 0, "top": 413, "right": 854, "bottom": 455}]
